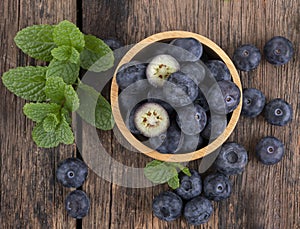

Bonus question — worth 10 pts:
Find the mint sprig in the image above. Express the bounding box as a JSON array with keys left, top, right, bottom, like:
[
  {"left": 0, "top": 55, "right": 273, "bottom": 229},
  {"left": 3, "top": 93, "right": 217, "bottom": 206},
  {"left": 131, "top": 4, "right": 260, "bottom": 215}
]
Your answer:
[
  {"left": 1, "top": 20, "right": 115, "bottom": 148},
  {"left": 144, "top": 160, "right": 191, "bottom": 189}
]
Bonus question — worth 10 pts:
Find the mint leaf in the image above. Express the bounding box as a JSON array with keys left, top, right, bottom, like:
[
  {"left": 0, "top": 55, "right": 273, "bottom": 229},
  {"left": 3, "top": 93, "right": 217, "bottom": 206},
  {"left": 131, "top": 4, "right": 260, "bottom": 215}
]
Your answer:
[
  {"left": 46, "top": 59, "right": 79, "bottom": 85},
  {"left": 32, "top": 115, "right": 74, "bottom": 148},
  {"left": 80, "top": 34, "right": 114, "bottom": 72},
  {"left": 43, "top": 113, "right": 59, "bottom": 132},
  {"left": 64, "top": 85, "right": 79, "bottom": 112},
  {"left": 168, "top": 162, "right": 191, "bottom": 176},
  {"left": 167, "top": 176, "right": 180, "bottom": 190},
  {"left": 14, "top": 24, "right": 56, "bottom": 61},
  {"left": 144, "top": 160, "right": 178, "bottom": 184},
  {"left": 51, "top": 46, "right": 80, "bottom": 64},
  {"left": 181, "top": 167, "right": 191, "bottom": 176},
  {"left": 45, "top": 76, "right": 66, "bottom": 103},
  {"left": 77, "top": 83, "right": 114, "bottom": 130},
  {"left": 61, "top": 108, "right": 72, "bottom": 125},
  {"left": 2, "top": 66, "right": 47, "bottom": 101},
  {"left": 23, "top": 102, "right": 61, "bottom": 122},
  {"left": 53, "top": 20, "right": 85, "bottom": 52}
]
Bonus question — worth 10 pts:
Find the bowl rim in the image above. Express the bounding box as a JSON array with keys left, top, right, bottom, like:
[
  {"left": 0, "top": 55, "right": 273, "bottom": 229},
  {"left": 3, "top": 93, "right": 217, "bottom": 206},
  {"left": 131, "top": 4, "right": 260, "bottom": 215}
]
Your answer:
[{"left": 110, "top": 30, "right": 242, "bottom": 162}]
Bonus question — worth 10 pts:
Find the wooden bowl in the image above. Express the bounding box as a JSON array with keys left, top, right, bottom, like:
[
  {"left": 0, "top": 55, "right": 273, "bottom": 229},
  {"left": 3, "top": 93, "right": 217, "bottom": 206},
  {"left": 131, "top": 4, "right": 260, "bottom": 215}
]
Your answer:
[{"left": 110, "top": 31, "right": 242, "bottom": 162}]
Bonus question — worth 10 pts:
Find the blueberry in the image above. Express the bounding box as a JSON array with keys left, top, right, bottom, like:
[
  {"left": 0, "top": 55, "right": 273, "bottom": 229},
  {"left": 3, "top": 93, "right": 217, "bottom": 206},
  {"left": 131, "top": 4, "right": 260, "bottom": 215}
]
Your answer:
[
  {"left": 102, "top": 38, "right": 123, "bottom": 50},
  {"left": 176, "top": 104, "right": 207, "bottom": 135},
  {"left": 170, "top": 38, "right": 203, "bottom": 62},
  {"left": 233, "top": 44, "right": 261, "bottom": 71},
  {"left": 207, "top": 80, "right": 241, "bottom": 114},
  {"left": 163, "top": 71, "right": 199, "bottom": 107},
  {"left": 194, "top": 86, "right": 210, "bottom": 112},
  {"left": 184, "top": 196, "right": 213, "bottom": 225},
  {"left": 116, "top": 61, "right": 147, "bottom": 90},
  {"left": 175, "top": 169, "right": 202, "bottom": 200},
  {"left": 205, "top": 60, "right": 231, "bottom": 81},
  {"left": 242, "top": 88, "right": 266, "bottom": 118},
  {"left": 201, "top": 114, "right": 227, "bottom": 140},
  {"left": 177, "top": 134, "right": 204, "bottom": 153},
  {"left": 203, "top": 173, "right": 232, "bottom": 201},
  {"left": 125, "top": 101, "right": 145, "bottom": 135},
  {"left": 152, "top": 191, "right": 183, "bottom": 222},
  {"left": 149, "top": 121, "right": 183, "bottom": 154},
  {"left": 264, "top": 36, "right": 294, "bottom": 65},
  {"left": 181, "top": 61, "right": 206, "bottom": 84},
  {"left": 256, "top": 136, "right": 284, "bottom": 165},
  {"left": 264, "top": 98, "right": 292, "bottom": 126},
  {"left": 65, "top": 190, "right": 90, "bottom": 219},
  {"left": 214, "top": 142, "right": 248, "bottom": 175},
  {"left": 56, "top": 158, "right": 88, "bottom": 188}
]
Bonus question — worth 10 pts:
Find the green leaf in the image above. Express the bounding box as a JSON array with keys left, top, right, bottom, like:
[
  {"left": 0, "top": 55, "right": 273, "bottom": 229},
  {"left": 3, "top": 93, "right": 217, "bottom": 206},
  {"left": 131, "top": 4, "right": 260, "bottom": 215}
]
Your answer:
[
  {"left": 167, "top": 176, "right": 180, "bottom": 190},
  {"left": 64, "top": 85, "right": 79, "bottom": 112},
  {"left": 80, "top": 34, "right": 114, "bottom": 72},
  {"left": 46, "top": 59, "right": 79, "bottom": 85},
  {"left": 14, "top": 24, "right": 56, "bottom": 61},
  {"left": 2, "top": 66, "right": 47, "bottom": 101},
  {"left": 144, "top": 160, "right": 178, "bottom": 184},
  {"left": 32, "top": 115, "right": 74, "bottom": 148},
  {"left": 23, "top": 102, "right": 61, "bottom": 122},
  {"left": 53, "top": 20, "right": 85, "bottom": 52},
  {"left": 181, "top": 167, "right": 191, "bottom": 176},
  {"left": 167, "top": 162, "right": 191, "bottom": 176},
  {"left": 45, "top": 76, "right": 66, "bottom": 103},
  {"left": 77, "top": 83, "right": 114, "bottom": 130},
  {"left": 61, "top": 108, "right": 72, "bottom": 125},
  {"left": 51, "top": 46, "right": 80, "bottom": 64},
  {"left": 43, "top": 113, "right": 59, "bottom": 132}
]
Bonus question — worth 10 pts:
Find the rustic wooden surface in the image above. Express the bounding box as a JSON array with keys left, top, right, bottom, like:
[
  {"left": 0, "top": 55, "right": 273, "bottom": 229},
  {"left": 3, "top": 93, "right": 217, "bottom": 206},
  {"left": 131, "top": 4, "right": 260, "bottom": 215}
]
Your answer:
[{"left": 1, "top": 0, "right": 299, "bottom": 228}]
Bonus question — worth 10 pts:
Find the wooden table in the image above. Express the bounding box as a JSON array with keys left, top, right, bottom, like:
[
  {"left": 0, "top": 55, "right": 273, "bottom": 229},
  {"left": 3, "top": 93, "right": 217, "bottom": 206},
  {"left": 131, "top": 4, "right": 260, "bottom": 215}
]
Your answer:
[{"left": 1, "top": 0, "right": 299, "bottom": 228}]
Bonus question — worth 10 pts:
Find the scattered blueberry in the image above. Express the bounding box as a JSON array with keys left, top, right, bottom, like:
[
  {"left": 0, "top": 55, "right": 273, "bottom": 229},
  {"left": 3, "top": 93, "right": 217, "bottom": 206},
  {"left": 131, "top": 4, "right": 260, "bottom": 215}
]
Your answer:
[
  {"left": 170, "top": 37, "right": 203, "bottom": 62},
  {"left": 264, "top": 36, "right": 294, "bottom": 65},
  {"left": 116, "top": 61, "right": 147, "bottom": 90},
  {"left": 203, "top": 173, "right": 232, "bottom": 201},
  {"left": 264, "top": 98, "right": 292, "bottom": 126},
  {"left": 242, "top": 88, "right": 266, "bottom": 118},
  {"left": 175, "top": 169, "right": 202, "bottom": 200},
  {"left": 102, "top": 38, "right": 123, "bottom": 50},
  {"left": 56, "top": 158, "right": 88, "bottom": 188},
  {"left": 205, "top": 60, "right": 231, "bottom": 81},
  {"left": 152, "top": 191, "right": 183, "bottom": 222},
  {"left": 65, "top": 190, "right": 90, "bottom": 219},
  {"left": 163, "top": 71, "right": 199, "bottom": 107},
  {"left": 176, "top": 103, "right": 207, "bottom": 135},
  {"left": 181, "top": 61, "right": 206, "bottom": 84},
  {"left": 233, "top": 44, "right": 261, "bottom": 71},
  {"left": 207, "top": 80, "right": 241, "bottom": 114},
  {"left": 184, "top": 196, "right": 213, "bottom": 225},
  {"left": 256, "top": 136, "right": 285, "bottom": 165},
  {"left": 214, "top": 142, "right": 248, "bottom": 175}
]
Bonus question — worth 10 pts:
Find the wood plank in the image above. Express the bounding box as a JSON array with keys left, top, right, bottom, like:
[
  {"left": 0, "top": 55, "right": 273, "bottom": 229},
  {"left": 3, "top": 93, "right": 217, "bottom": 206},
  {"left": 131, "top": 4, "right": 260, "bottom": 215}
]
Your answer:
[{"left": 0, "top": 0, "right": 78, "bottom": 228}]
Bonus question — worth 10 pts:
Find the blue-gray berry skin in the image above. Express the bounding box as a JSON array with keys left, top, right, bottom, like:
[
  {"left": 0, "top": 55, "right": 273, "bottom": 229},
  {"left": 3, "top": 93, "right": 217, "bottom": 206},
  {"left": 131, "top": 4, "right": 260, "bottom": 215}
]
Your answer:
[
  {"left": 116, "top": 62, "right": 147, "bottom": 90},
  {"left": 177, "top": 134, "right": 205, "bottom": 153},
  {"left": 207, "top": 80, "right": 241, "bottom": 115},
  {"left": 233, "top": 44, "right": 261, "bottom": 71},
  {"left": 175, "top": 169, "right": 202, "bottom": 200},
  {"left": 149, "top": 121, "right": 183, "bottom": 154},
  {"left": 65, "top": 190, "right": 90, "bottom": 219},
  {"left": 242, "top": 88, "right": 266, "bottom": 118},
  {"left": 201, "top": 115, "right": 227, "bottom": 140},
  {"left": 256, "top": 136, "right": 284, "bottom": 165},
  {"left": 176, "top": 104, "right": 207, "bottom": 135},
  {"left": 102, "top": 38, "right": 122, "bottom": 50},
  {"left": 152, "top": 191, "right": 183, "bottom": 222},
  {"left": 56, "top": 158, "right": 88, "bottom": 188},
  {"left": 264, "top": 36, "right": 294, "bottom": 65},
  {"left": 170, "top": 38, "right": 203, "bottom": 62},
  {"left": 264, "top": 98, "right": 292, "bottom": 126},
  {"left": 181, "top": 61, "right": 206, "bottom": 84},
  {"left": 163, "top": 71, "right": 199, "bottom": 107},
  {"left": 214, "top": 142, "right": 248, "bottom": 175},
  {"left": 203, "top": 173, "right": 232, "bottom": 201},
  {"left": 195, "top": 87, "right": 210, "bottom": 112},
  {"left": 205, "top": 60, "right": 231, "bottom": 81},
  {"left": 184, "top": 196, "right": 213, "bottom": 225}
]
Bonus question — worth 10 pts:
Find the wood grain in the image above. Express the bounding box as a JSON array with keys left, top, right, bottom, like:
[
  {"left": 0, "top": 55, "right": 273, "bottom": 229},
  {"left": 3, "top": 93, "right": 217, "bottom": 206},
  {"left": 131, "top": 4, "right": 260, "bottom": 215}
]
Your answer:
[
  {"left": 1, "top": 0, "right": 299, "bottom": 228},
  {"left": 0, "top": 0, "right": 77, "bottom": 228}
]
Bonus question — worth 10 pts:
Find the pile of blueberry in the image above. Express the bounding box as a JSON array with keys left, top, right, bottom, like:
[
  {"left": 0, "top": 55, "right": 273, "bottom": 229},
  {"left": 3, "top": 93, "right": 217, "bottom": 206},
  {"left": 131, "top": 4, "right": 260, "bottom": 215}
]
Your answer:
[
  {"left": 116, "top": 37, "right": 241, "bottom": 154},
  {"left": 56, "top": 158, "right": 90, "bottom": 219}
]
